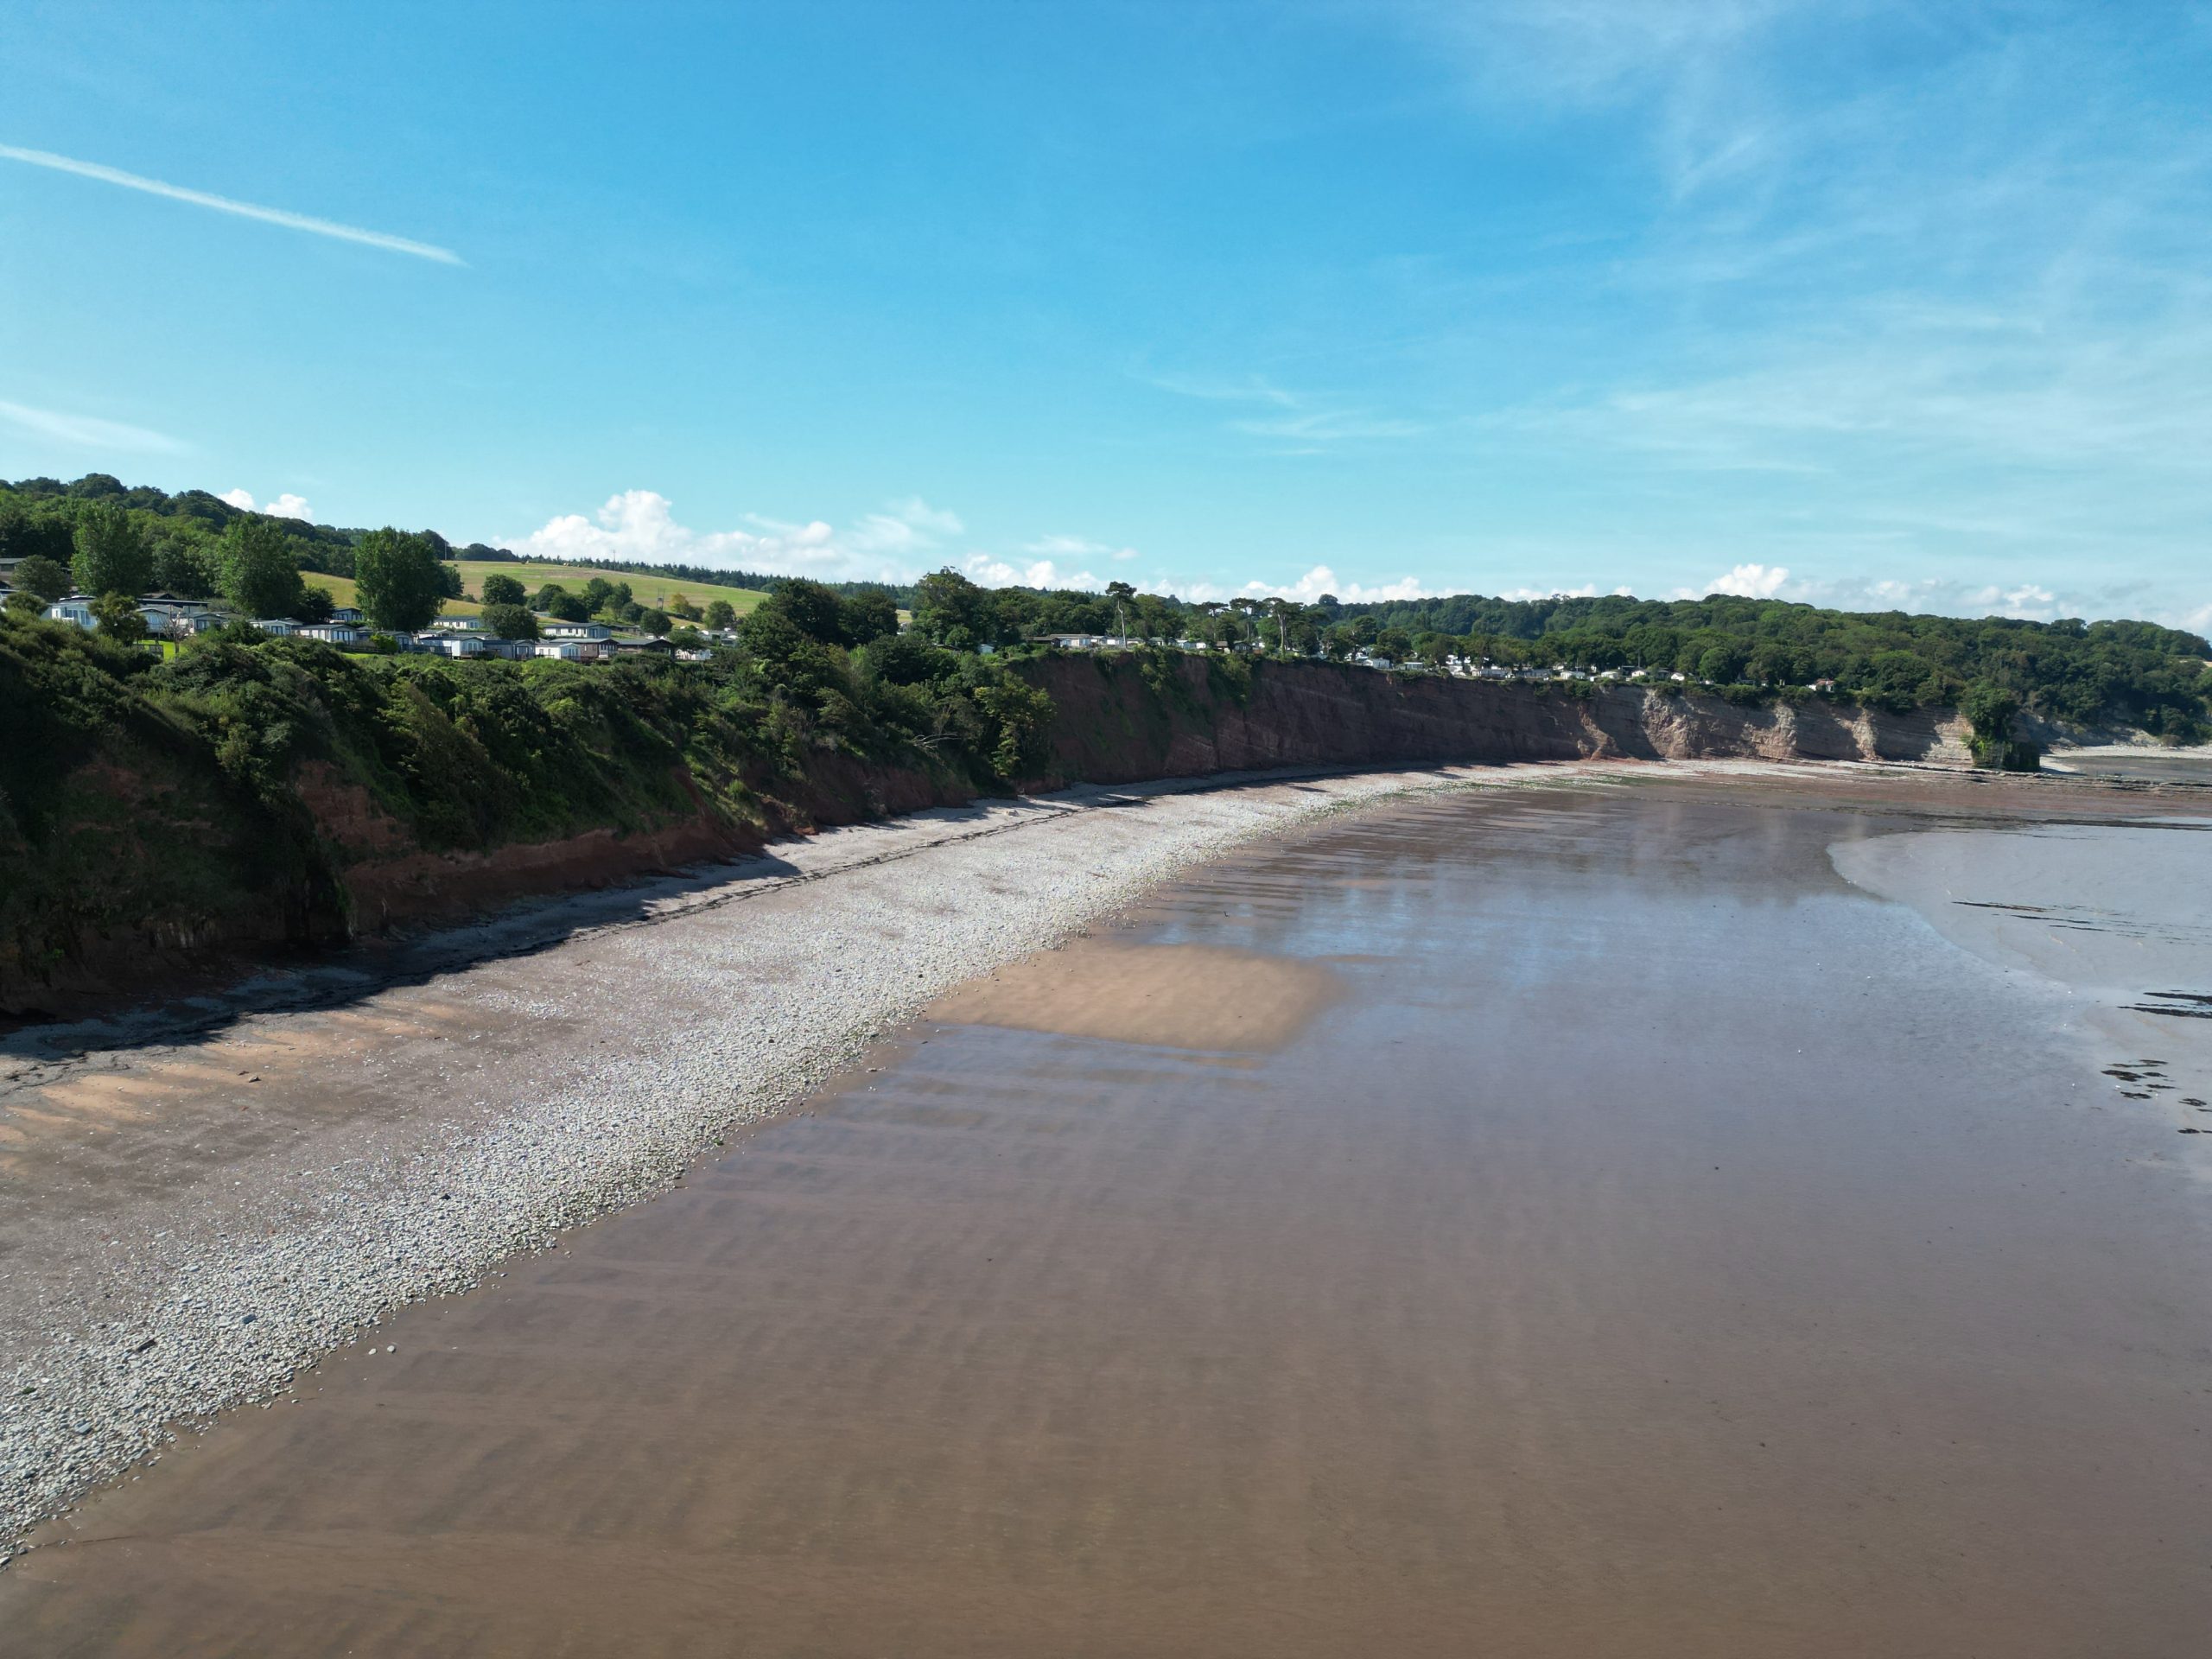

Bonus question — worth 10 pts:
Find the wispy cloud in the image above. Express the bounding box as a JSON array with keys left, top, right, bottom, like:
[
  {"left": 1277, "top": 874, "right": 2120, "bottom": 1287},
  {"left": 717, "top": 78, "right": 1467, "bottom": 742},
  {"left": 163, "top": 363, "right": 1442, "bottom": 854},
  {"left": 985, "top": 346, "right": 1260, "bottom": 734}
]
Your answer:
[
  {"left": 1144, "top": 365, "right": 1425, "bottom": 451},
  {"left": 1230, "top": 409, "right": 1427, "bottom": 444},
  {"left": 1135, "top": 370, "right": 1298, "bottom": 406},
  {"left": 0, "top": 145, "right": 464, "bottom": 265},
  {"left": 0, "top": 397, "right": 186, "bottom": 454},
  {"left": 1027, "top": 533, "right": 1141, "bottom": 563}
]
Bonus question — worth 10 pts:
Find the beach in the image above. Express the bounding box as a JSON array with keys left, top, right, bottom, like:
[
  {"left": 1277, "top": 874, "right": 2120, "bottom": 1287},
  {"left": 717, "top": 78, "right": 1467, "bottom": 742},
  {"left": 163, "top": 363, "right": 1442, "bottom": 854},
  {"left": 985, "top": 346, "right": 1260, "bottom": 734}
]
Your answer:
[
  {"left": 3, "top": 759, "right": 1687, "bottom": 1546},
  {"left": 5, "top": 761, "right": 2211, "bottom": 1655}
]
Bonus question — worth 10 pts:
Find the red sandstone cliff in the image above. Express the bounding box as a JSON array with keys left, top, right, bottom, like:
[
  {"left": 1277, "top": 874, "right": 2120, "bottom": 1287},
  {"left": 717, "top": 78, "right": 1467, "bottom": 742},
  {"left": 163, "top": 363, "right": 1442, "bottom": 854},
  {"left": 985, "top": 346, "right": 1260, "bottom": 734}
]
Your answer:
[{"left": 1018, "top": 654, "right": 1971, "bottom": 785}]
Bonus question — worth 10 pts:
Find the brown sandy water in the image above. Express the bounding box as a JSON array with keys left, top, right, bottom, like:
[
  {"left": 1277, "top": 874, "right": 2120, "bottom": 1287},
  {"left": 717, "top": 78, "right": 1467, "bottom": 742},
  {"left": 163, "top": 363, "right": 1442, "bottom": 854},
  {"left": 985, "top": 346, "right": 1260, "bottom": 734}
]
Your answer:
[{"left": 10, "top": 778, "right": 2212, "bottom": 1656}]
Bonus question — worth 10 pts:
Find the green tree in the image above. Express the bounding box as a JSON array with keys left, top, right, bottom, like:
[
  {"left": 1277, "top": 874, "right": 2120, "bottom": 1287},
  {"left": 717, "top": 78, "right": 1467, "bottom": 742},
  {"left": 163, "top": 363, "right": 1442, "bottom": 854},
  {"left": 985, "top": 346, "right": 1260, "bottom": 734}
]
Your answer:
[
  {"left": 482, "top": 603, "right": 540, "bottom": 640},
  {"left": 913, "top": 568, "right": 1003, "bottom": 651},
  {"left": 480, "top": 573, "right": 527, "bottom": 607},
  {"left": 12, "top": 554, "right": 71, "bottom": 602},
  {"left": 1961, "top": 681, "right": 2039, "bottom": 770},
  {"left": 296, "top": 585, "right": 337, "bottom": 624},
  {"left": 0, "top": 501, "right": 41, "bottom": 563},
  {"left": 90, "top": 590, "right": 149, "bottom": 643},
  {"left": 1105, "top": 579, "right": 1135, "bottom": 639},
  {"left": 842, "top": 590, "right": 899, "bottom": 645},
  {"left": 218, "top": 517, "right": 307, "bottom": 619},
  {"left": 71, "top": 502, "right": 153, "bottom": 598},
  {"left": 1696, "top": 641, "right": 1749, "bottom": 683},
  {"left": 639, "top": 607, "right": 672, "bottom": 636},
  {"left": 970, "top": 670, "right": 1055, "bottom": 778},
  {"left": 149, "top": 531, "right": 218, "bottom": 598},
  {"left": 542, "top": 588, "right": 591, "bottom": 622},
  {"left": 354, "top": 528, "right": 448, "bottom": 632},
  {"left": 1413, "top": 631, "right": 1454, "bottom": 669},
  {"left": 762, "top": 578, "right": 852, "bottom": 645},
  {"left": 703, "top": 598, "right": 736, "bottom": 630}
]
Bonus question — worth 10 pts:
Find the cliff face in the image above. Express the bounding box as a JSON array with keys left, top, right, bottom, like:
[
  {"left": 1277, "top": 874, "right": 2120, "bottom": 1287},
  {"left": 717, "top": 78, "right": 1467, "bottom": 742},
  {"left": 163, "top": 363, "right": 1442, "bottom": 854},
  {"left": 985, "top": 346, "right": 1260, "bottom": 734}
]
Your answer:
[
  {"left": 305, "top": 751, "right": 973, "bottom": 933},
  {"left": 1019, "top": 654, "right": 1972, "bottom": 785},
  {"left": 1, "top": 650, "right": 1971, "bottom": 1018}
]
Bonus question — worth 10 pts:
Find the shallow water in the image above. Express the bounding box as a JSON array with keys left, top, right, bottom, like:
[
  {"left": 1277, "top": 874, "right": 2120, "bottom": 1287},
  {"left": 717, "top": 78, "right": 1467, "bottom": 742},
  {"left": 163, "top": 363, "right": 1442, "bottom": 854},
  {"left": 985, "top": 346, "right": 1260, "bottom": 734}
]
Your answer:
[{"left": 10, "top": 779, "right": 2212, "bottom": 1656}]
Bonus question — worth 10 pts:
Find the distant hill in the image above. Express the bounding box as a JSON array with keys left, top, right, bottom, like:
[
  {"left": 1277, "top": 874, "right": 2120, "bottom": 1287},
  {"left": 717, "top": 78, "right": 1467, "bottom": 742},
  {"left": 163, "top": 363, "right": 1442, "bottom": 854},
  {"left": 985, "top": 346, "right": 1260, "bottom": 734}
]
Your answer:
[{"left": 4, "top": 473, "right": 2206, "bottom": 738}]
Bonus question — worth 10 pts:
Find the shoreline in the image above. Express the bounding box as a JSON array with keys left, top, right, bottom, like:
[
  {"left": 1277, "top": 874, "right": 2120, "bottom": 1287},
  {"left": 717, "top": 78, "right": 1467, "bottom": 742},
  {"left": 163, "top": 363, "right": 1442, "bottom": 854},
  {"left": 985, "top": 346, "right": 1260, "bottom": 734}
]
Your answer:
[
  {"left": 4, "top": 753, "right": 2203, "bottom": 1554},
  {"left": 0, "top": 757, "right": 1700, "bottom": 1548}
]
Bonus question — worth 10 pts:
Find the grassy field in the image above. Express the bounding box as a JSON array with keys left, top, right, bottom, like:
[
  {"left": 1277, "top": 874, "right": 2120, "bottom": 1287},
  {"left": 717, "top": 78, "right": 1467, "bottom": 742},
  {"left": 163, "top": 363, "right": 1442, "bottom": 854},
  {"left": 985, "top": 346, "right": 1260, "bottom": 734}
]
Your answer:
[
  {"left": 447, "top": 562, "right": 770, "bottom": 616},
  {"left": 295, "top": 564, "right": 772, "bottom": 620}
]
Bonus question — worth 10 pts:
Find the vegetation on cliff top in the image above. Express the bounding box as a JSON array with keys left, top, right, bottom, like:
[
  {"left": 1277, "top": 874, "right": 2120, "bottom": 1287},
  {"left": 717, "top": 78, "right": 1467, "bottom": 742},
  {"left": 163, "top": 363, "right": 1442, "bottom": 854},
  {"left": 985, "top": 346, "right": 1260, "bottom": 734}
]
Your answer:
[{"left": 0, "top": 588, "right": 1053, "bottom": 995}]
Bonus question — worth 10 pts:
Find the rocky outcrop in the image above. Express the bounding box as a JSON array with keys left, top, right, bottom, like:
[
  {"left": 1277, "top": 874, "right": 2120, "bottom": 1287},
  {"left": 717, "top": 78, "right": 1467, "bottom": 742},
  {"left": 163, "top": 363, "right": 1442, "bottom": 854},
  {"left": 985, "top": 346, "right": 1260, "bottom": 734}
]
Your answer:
[{"left": 1019, "top": 654, "right": 1972, "bottom": 785}]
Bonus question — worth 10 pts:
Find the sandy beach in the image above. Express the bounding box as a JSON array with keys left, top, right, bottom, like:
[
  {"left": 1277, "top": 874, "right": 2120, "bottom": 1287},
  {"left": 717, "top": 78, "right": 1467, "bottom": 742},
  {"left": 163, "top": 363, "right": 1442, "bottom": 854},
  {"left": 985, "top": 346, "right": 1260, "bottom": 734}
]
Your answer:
[
  {"left": 4, "top": 758, "right": 1742, "bottom": 1547},
  {"left": 5, "top": 762, "right": 2209, "bottom": 1655}
]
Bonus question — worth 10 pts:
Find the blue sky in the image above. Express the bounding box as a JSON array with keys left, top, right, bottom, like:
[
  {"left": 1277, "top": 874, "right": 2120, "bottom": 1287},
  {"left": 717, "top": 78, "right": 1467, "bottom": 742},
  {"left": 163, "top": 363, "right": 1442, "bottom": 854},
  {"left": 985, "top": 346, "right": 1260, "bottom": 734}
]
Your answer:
[{"left": 3, "top": 2, "right": 2209, "bottom": 626}]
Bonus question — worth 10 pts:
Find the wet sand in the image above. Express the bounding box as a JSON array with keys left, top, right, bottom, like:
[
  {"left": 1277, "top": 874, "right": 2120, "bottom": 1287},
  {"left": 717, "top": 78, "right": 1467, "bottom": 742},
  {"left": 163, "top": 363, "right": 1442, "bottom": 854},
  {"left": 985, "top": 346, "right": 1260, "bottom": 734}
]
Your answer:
[
  {"left": 9, "top": 773, "right": 2212, "bottom": 1655},
  {"left": 930, "top": 938, "right": 1344, "bottom": 1050}
]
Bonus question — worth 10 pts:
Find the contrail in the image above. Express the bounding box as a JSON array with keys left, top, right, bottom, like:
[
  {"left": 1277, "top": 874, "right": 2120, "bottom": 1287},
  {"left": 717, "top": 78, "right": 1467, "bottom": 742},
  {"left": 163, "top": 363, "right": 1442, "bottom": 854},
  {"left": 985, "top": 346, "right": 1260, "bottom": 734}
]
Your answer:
[{"left": 0, "top": 144, "right": 465, "bottom": 266}]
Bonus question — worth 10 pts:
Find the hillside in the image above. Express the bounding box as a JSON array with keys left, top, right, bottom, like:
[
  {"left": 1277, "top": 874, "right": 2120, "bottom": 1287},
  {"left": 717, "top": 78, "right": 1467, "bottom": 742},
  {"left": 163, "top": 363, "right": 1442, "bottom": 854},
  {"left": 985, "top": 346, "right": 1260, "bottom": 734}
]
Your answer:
[
  {"left": 0, "top": 598, "right": 2036, "bottom": 1019},
  {"left": 442, "top": 561, "right": 769, "bottom": 617}
]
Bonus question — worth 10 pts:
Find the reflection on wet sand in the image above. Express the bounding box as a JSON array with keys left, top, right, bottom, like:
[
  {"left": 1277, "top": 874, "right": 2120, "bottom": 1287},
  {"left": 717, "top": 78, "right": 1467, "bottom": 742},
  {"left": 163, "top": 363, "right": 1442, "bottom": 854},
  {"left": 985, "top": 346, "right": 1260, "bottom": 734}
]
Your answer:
[
  {"left": 929, "top": 938, "right": 1343, "bottom": 1051},
  {"left": 9, "top": 779, "right": 2212, "bottom": 1656}
]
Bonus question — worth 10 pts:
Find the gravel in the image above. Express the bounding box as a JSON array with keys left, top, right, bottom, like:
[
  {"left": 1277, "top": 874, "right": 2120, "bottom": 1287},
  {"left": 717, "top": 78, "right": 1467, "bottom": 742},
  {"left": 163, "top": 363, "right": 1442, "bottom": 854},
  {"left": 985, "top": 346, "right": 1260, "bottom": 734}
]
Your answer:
[{"left": 0, "top": 759, "right": 1750, "bottom": 1548}]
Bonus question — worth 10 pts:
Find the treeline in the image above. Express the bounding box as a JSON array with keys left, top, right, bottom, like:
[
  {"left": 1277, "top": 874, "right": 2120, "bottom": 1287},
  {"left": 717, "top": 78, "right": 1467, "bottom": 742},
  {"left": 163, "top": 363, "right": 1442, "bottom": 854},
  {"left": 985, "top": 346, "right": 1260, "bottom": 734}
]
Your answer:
[
  {"left": 896, "top": 570, "right": 2209, "bottom": 734},
  {"left": 8, "top": 475, "right": 2207, "bottom": 736},
  {"left": 0, "top": 474, "right": 468, "bottom": 628},
  {"left": 0, "top": 475, "right": 904, "bottom": 611},
  {"left": 1327, "top": 591, "right": 2211, "bottom": 734}
]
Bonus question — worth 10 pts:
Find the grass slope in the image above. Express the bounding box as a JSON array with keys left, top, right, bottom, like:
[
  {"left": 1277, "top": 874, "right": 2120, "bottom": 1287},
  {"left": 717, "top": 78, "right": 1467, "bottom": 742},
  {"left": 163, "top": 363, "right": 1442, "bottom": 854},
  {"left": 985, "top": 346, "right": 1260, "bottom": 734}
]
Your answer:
[
  {"left": 291, "top": 566, "right": 771, "bottom": 620},
  {"left": 448, "top": 563, "right": 770, "bottom": 616}
]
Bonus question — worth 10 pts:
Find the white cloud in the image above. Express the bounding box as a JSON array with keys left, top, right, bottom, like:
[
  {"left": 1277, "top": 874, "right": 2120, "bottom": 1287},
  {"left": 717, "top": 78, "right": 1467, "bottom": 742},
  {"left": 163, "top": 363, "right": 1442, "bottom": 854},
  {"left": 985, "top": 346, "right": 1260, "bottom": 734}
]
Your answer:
[
  {"left": 1500, "top": 583, "right": 1600, "bottom": 601},
  {"left": 220, "top": 487, "right": 315, "bottom": 521},
  {"left": 508, "top": 491, "right": 961, "bottom": 582},
  {"left": 0, "top": 398, "right": 186, "bottom": 455},
  {"left": 1700, "top": 563, "right": 1789, "bottom": 598},
  {"left": 960, "top": 554, "right": 1105, "bottom": 591},
  {"left": 0, "top": 144, "right": 463, "bottom": 264},
  {"left": 1161, "top": 564, "right": 1436, "bottom": 605}
]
